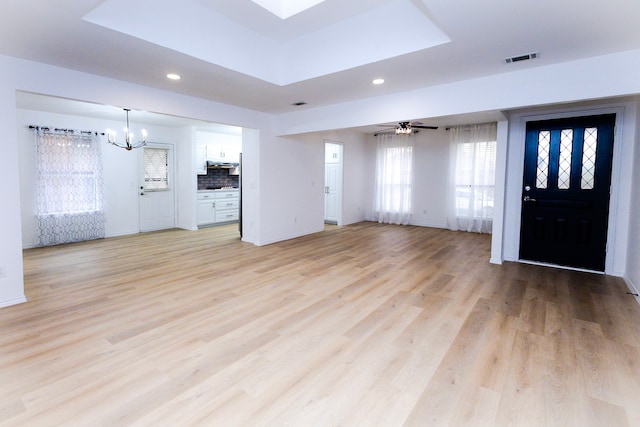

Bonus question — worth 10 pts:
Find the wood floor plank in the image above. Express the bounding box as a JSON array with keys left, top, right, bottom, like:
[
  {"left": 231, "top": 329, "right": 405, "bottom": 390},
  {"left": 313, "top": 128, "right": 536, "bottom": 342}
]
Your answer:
[
  {"left": 0, "top": 222, "right": 639, "bottom": 425},
  {"left": 403, "top": 298, "right": 499, "bottom": 426}
]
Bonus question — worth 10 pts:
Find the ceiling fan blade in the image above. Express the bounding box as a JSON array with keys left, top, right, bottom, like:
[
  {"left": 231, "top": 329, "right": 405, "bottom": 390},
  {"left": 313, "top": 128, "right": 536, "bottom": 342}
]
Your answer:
[{"left": 411, "top": 125, "right": 438, "bottom": 129}]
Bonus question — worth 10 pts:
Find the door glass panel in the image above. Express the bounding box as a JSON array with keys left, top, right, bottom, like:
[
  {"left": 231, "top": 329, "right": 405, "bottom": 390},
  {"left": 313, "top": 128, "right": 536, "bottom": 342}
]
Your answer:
[
  {"left": 558, "top": 129, "right": 573, "bottom": 189},
  {"left": 536, "top": 130, "right": 550, "bottom": 189},
  {"left": 143, "top": 147, "right": 169, "bottom": 191},
  {"left": 581, "top": 127, "right": 598, "bottom": 189}
]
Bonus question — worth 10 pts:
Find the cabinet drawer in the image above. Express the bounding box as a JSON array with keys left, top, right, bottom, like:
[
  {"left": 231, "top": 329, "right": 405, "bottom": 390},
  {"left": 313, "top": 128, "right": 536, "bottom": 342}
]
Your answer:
[
  {"left": 215, "top": 210, "right": 239, "bottom": 222},
  {"left": 216, "top": 199, "right": 239, "bottom": 209},
  {"left": 197, "top": 192, "right": 215, "bottom": 200},
  {"left": 214, "top": 191, "right": 239, "bottom": 199}
]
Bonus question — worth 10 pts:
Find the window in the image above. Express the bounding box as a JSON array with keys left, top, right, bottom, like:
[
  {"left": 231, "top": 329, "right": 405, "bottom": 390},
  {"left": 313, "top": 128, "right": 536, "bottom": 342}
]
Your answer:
[
  {"left": 36, "top": 132, "right": 103, "bottom": 215},
  {"left": 143, "top": 147, "right": 170, "bottom": 191},
  {"left": 34, "top": 129, "right": 105, "bottom": 246},
  {"left": 373, "top": 133, "right": 413, "bottom": 225},
  {"left": 453, "top": 140, "right": 496, "bottom": 218},
  {"left": 448, "top": 123, "right": 497, "bottom": 234}
]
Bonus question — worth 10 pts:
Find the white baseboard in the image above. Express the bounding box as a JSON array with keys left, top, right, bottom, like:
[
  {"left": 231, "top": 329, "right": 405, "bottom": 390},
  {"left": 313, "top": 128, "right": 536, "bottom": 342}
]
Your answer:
[
  {"left": 255, "top": 227, "right": 324, "bottom": 246},
  {"left": 0, "top": 296, "right": 27, "bottom": 308},
  {"left": 623, "top": 275, "right": 640, "bottom": 306}
]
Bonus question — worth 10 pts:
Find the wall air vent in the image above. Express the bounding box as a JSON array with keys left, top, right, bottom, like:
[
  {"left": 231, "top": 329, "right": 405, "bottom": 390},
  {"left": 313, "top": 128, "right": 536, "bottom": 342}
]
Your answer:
[{"left": 505, "top": 52, "right": 539, "bottom": 64}]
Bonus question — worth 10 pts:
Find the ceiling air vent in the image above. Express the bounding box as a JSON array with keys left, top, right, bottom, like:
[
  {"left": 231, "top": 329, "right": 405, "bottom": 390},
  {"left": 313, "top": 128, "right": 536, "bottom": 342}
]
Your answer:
[{"left": 505, "top": 52, "right": 539, "bottom": 64}]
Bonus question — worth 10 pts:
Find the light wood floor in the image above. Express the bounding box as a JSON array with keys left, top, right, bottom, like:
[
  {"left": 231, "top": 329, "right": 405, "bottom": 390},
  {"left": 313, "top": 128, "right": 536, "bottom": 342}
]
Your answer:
[{"left": 2, "top": 222, "right": 640, "bottom": 426}]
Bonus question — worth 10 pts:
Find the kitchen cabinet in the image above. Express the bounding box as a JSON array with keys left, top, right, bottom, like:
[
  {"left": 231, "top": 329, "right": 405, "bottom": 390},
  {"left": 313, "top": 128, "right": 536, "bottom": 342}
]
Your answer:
[
  {"left": 206, "top": 139, "right": 241, "bottom": 163},
  {"left": 196, "top": 144, "right": 207, "bottom": 175},
  {"left": 197, "top": 190, "right": 240, "bottom": 227},
  {"left": 196, "top": 130, "right": 241, "bottom": 165},
  {"left": 214, "top": 190, "right": 240, "bottom": 222},
  {"left": 197, "top": 192, "right": 216, "bottom": 226}
]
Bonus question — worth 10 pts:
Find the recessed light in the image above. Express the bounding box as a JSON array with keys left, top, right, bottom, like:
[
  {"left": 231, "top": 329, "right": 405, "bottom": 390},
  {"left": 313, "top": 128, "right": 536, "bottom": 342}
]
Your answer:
[
  {"left": 372, "top": 78, "right": 385, "bottom": 85},
  {"left": 166, "top": 73, "right": 181, "bottom": 80}
]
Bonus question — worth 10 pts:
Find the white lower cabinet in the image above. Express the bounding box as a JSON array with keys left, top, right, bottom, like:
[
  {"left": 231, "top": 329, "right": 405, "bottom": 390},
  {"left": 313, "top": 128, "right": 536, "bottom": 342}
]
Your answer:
[
  {"left": 197, "top": 190, "right": 239, "bottom": 227},
  {"left": 197, "top": 192, "right": 216, "bottom": 226},
  {"left": 214, "top": 190, "right": 240, "bottom": 223}
]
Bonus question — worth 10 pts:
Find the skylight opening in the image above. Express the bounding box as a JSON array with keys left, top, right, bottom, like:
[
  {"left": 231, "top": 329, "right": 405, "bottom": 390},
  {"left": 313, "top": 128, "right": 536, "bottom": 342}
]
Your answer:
[{"left": 251, "top": 0, "right": 326, "bottom": 19}]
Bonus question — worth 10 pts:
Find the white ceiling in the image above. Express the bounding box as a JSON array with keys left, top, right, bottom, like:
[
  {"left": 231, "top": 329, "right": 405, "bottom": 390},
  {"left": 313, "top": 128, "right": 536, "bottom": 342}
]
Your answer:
[{"left": 3, "top": 0, "right": 640, "bottom": 125}]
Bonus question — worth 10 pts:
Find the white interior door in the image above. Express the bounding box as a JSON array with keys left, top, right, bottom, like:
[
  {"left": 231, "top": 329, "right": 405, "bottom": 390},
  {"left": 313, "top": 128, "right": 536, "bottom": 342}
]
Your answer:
[
  {"left": 139, "top": 143, "right": 175, "bottom": 232},
  {"left": 324, "top": 142, "right": 343, "bottom": 224}
]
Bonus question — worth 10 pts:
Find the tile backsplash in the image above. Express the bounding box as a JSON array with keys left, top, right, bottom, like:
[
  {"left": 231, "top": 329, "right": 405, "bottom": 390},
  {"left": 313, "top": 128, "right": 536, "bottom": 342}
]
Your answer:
[{"left": 197, "top": 168, "right": 239, "bottom": 190}]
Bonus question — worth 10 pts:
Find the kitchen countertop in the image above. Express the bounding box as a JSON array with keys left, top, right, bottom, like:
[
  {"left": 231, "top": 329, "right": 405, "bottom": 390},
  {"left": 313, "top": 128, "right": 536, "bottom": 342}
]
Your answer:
[{"left": 197, "top": 188, "right": 239, "bottom": 192}]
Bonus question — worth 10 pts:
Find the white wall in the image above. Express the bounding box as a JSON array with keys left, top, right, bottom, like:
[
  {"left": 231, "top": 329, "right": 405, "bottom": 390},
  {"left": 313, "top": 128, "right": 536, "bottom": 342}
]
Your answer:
[
  {"left": 254, "top": 128, "right": 372, "bottom": 241},
  {"left": 241, "top": 128, "right": 261, "bottom": 244},
  {"left": 177, "top": 126, "right": 198, "bottom": 231},
  {"left": 255, "top": 133, "right": 325, "bottom": 245},
  {"left": 625, "top": 101, "right": 640, "bottom": 300},
  {"left": 409, "top": 129, "right": 451, "bottom": 228},
  {"left": 0, "top": 89, "right": 25, "bottom": 307}
]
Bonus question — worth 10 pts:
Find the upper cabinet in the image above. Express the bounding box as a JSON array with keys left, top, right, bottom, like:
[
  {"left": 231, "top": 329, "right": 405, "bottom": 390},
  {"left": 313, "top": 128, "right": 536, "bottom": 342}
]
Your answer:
[
  {"left": 196, "top": 130, "right": 241, "bottom": 169},
  {"left": 196, "top": 144, "right": 208, "bottom": 175}
]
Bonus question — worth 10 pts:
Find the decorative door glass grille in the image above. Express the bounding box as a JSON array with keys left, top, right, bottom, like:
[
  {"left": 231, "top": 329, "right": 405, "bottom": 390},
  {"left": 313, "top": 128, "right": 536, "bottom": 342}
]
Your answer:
[
  {"left": 536, "top": 130, "right": 550, "bottom": 189},
  {"left": 581, "top": 127, "right": 598, "bottom": 189},
  {"left": 558, "top": 129, "right": 573, "bottom": 189}
]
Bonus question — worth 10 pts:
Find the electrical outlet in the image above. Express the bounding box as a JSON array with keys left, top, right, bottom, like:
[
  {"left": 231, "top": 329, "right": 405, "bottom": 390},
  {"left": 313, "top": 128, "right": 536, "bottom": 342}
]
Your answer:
[
  {"left": 423, "top": 209, "right": 427, "bottom": 215},
  {"left": 0, "top": 266, "right": 6, "bottom": 278}
]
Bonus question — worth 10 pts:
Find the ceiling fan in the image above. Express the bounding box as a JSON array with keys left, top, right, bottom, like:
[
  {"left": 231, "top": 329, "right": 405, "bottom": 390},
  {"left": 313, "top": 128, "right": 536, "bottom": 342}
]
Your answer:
[{"left": 375, "top": 121, "right": 438, "bottom": 135}]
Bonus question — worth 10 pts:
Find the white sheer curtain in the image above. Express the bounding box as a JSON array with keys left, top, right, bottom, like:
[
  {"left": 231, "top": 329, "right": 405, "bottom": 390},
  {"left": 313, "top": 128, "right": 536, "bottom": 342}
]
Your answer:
[
  {"left": 35, "top": 129, "right": 105, "bottom": 246},
  {"left": 447, "top": 123, "right": 497, "bottom": 234},
  {"left": 373, "top": 133, "right": 413, "bottom": 225}
]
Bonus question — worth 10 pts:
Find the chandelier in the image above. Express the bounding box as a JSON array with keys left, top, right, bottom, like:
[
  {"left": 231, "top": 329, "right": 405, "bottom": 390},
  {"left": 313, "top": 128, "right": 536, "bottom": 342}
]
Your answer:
[
  {"left": 395, "top": 122, "right": 412, "bottom": 135},
  {"left": 107, "top": 109, "right": 147, "bottom": 150}
]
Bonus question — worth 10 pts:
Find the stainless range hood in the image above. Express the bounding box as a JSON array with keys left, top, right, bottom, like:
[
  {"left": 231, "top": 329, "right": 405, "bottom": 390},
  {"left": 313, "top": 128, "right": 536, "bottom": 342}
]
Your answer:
[{"left": 206, "top": 161, "right": 239, "bottom": 169}]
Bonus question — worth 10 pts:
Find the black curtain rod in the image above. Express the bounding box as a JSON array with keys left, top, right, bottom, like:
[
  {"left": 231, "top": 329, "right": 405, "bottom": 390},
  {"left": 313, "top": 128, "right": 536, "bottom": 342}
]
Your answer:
[{"left": 28, "top": 125, "right": 105, "bottom": 136}]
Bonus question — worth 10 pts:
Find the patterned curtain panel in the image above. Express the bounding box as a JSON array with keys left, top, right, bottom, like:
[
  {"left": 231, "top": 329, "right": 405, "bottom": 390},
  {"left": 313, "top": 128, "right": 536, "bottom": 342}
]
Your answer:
[{"left": 34, "top": 129, "right": 105, "bottom": 246}]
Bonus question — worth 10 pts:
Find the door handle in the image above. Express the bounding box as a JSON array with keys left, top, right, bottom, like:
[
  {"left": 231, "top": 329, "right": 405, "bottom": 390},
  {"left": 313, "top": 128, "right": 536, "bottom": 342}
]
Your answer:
[
  {"left": 524, "top": 195, "right": 536, "bottom": 202},
  {"left": 324, "top": 186, "right": 330, "bottom": 194}
]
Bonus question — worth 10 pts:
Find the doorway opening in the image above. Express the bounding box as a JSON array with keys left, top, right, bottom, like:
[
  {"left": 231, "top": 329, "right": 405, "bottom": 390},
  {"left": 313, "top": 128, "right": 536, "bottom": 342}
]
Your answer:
[{"left": 324, "top": 141, "right": 343, "bottom": 225}]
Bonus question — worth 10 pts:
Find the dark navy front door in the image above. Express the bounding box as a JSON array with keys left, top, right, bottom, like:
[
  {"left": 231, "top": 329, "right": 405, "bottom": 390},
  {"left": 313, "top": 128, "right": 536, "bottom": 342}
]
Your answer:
[{"left": 519, "top": 114, "right": 615, "bottom": 271}]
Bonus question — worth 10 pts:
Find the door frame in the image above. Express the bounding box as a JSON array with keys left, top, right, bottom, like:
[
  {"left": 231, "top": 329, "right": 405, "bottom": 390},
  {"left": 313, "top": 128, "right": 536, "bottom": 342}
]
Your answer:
[
  {"left": 504, "top": 104, "right": 628, "bottom": 275},
  {"left": 324, "top": 140, "right": 344, "bottom": 226},
  {"left": 139, "top": 141, "right": 177, "bottom": 232}
]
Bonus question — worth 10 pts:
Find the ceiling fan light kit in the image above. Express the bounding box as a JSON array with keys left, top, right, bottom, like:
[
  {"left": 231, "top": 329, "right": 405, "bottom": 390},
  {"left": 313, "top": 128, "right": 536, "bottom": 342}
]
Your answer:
[
  {"left": 375, "top": 121, "right": 438, "bottom": 136},
  {"left": 395, "top": 122, "right": 412, "bottom": 135}
]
